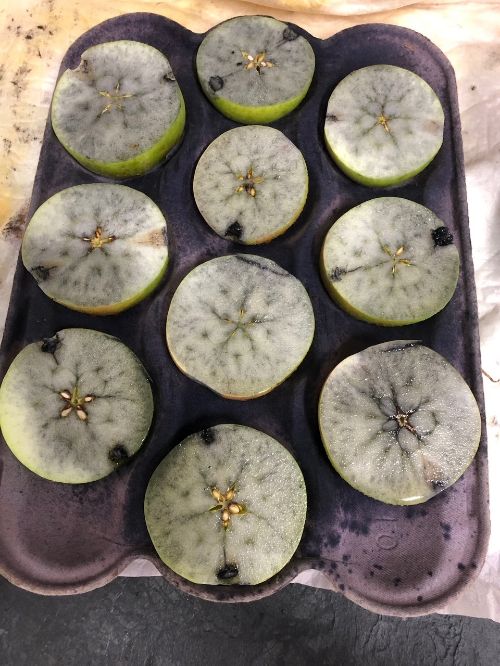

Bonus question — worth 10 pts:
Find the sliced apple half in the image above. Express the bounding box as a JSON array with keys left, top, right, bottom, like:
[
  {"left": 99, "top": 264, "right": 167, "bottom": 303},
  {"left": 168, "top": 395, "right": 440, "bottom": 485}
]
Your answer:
[
  {"left": 0, "top": 328, "right": 153, "bottom": 484},
  {"left": 22, "top": 184, "right": 169, "bottom": 315},
  {"left": 324, "top": 65, "right": 444, "bottom": 186},
  {"left": 51, "top": 40, "right": 186, "bottom": 178},
  {"left": 144, "top": 424, "right": 307, "bottom": 585},
  {"left": 321, "top": 197, "right": 459, "bottom": 326},
  {"left": 166, "top": 255, "right": 315, "bottom": 399},
  {"left": 193, "top": 126, "right": 308, "bottom": 244},
  {"left": 196, "top": 16, "right": 315, "bottom": 124},
  {"left": 319, "top": 341, "right": 481, "bottom": 505}
]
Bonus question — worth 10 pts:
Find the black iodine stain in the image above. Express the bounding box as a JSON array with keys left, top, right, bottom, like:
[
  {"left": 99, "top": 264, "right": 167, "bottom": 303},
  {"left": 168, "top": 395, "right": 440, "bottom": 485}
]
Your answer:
[
  {"left": 225, "top": 221, "right": 243, "bottom": 240},
  {"left": 209, "top": 76, "right": 224, "bottom": 92},
  {"left": 31, "top": 265, "right": 53, "bottom": 282},
  {"left": 340, "top": 517, "right": 369, "bottom": 536},
  {"left": 327, "top": 532, "right": 341, "bottom": 549},
  {"left": 440, "top": 522, "right": 452, "bottom": 541},
  {"left": 404, "top": 506, "right": 428, "bottom": 519},
  {"left": 432, "top": 226, "right": 454, "bottom": 247},
  {"left": 41, "top": 333, "right": 60, "bottom": 354},
  {"left": 108, "top": 445, "right": 129, "bottom": 465},
  {"left": 217, "top": 563, "right": 238, "bottom": 580},
  {"left": 330, "top": 266, "right": 346, "bottom": 282},
  {"left": 200, "top": 428, "right": 215, "bottom": 445},
  {"left": 383, "top": 342, "right": 422, "bottom": 354},
  {"left": 282, "top": 27, "right": 298, "bottom": 41}
]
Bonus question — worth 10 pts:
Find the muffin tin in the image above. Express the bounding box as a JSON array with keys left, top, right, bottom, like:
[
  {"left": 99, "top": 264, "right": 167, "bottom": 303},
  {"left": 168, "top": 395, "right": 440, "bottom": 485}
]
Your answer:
[{"left": 0, "top": 13, "right": 489, "bottom": 616}]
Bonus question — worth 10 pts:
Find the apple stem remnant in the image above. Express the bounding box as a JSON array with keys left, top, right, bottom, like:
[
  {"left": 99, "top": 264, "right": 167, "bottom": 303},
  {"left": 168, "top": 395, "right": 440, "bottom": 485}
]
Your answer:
[
  {"left": 241, "top": 50, "right": 274, "bottom": 74},
  {"left": 382, "top": 244, "right": 414, "bottom": 277},
  {"left": 209, "top": 484, "right": 246, "bottom": 529},
  {"left": 58, "top": 386, "right": 95, "bottom": 420},
  {"left": 235, "top": 166, "right": 264, "bottom": 197},
  {"left": 82, "top": 226, "right": 115, "bottom": 250},
  {"left": 98, "top": 81, "right": 135, "bottom": 116}
]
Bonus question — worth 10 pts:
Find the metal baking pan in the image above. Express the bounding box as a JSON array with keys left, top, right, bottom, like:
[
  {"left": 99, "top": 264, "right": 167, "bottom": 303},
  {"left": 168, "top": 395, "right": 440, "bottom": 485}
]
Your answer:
[{"left": 0, "top": 13, "right": 489, "bottom": 616}]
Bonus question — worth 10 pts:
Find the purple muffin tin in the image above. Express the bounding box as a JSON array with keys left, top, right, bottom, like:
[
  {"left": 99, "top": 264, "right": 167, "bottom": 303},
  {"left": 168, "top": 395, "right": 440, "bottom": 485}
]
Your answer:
[{"left": 0, "top": 13, "right": 489, "bottom": 616}]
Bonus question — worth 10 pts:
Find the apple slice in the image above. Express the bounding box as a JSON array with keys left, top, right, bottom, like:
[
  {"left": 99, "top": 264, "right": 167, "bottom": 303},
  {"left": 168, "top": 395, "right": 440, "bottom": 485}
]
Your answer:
[
  {"left": 51, "top": 40, "right": 186, "bottom": 178},
  {"left": 193, "top": 126, "right": 308, "bottom": 244},
  {"left": 196, "top": 16, "right": 315, "bottom": 124},
  {"left": 321, "top": 197, "right": 459, "bottom": 326},
  {"left": 144, "top": 424, "right": 307, "bottom": 585},
  {"left": 319, "top": 341, "right": 481, "bottom": 505},
  {"left": 21, "top": 184, "right": 169, "bottom": 315},
  {"left": 166, "top": 255, "right": 315, "bottom": 399},
  {"left": 0, "top": 328, "right": 153, "bottom": 484},
  {"left": 324, "top": 65, "right": 444, "bottom": 186}
]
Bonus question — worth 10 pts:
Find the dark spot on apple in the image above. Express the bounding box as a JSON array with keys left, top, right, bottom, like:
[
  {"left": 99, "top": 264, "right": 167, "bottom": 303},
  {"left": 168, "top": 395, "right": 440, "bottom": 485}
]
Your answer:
[
  {"left": 342, "top": 554, "right": 350, "bottom": 562},
  {"left": 457, "top": 562, "right": 466, "bottom": 571},
  {"left": 327, "top": 113, "right": 339, "bottom": 122},
  {"left": 471, "top": 562, "right": 477, "bottom": 569},
  {"left": 338, "top": 583, "right": 345, "bottom": 591},
  {"left": 108, "top": 445, "right": 129, "bottom": 465},
  {"left": 393, "top": 577, "right": 402, "bottom": 586},
  {"left": 31, "top": 265, "right": 53, "bottom": 282},
  {"left": 373, "top": 563, "right": 383, "bottom": 570},
  {"left": 330, "top": 266, "right": 346, "bottom": 282},
  {"left": 225, "top": 221, "right": 243, "bottom": 240},
  {"left": 427, "top": 570, "right": 433, "bottom": 576},
  {"left": 417, "top": 595, "right": 423, "bottom": 602},
  {"left": 283, "top": 27, "right": 298, "bottom": 41},
  {"left": 200, "top": 428, "right": 215, "bottom": 445},
  {"left": 431, "top": 478, "right": 447, "bottom": 491},
  {"left": 41, "top": 334, "right": 60, "bottom": 354},
  {"left": 209, "top": 76, "right": 224, "bottom": 92},
  {"left": 217, "top": 563, "right": 238, "bottom": 580},
  {"left": 369, "top": 571, "right": 374, "bottom": 577},
  {"left": 432, "top": 226, "right": 454, "bottom": 246}
]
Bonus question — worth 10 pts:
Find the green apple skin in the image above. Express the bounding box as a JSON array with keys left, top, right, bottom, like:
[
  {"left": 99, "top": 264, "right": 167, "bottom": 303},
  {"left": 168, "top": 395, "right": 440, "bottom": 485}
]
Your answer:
[
  {"left": 208, "top": 86, "right": 310, "bottom": 125},
  {"left": 51, "top": 93, "right": 186, "bottom": 179}
]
